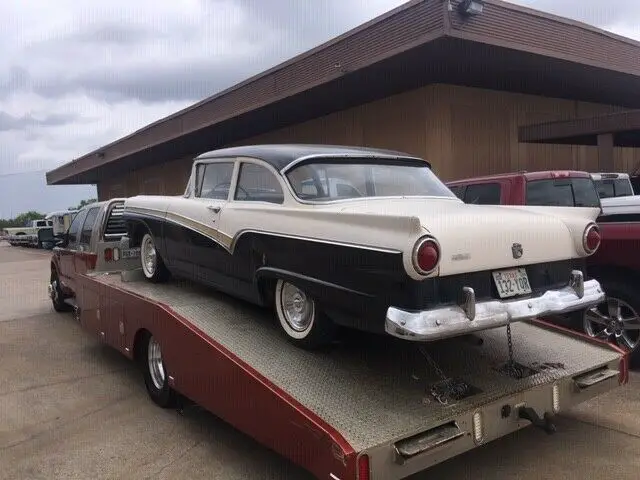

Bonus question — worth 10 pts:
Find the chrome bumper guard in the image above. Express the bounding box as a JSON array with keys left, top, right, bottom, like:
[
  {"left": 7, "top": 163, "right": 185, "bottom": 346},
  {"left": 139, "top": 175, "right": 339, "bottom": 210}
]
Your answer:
[{"left": 385, "top": 270, "right": 605, "bottom": 342}]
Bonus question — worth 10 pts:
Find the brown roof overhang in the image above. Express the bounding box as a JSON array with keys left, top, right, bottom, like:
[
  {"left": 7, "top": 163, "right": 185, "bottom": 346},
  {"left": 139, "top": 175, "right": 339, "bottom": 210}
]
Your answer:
[
  {"left": 46, "top": 0, "right": 640, "bottom": 185},
  {"left": 519, "top": 110, "right": 640, "bottom": 147}
]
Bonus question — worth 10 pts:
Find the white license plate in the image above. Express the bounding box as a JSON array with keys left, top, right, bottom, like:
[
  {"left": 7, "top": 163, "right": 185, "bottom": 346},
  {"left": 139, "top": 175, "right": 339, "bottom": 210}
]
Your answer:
[
  {"left": 122, "top": 247, "right": 140, "bottom": 259},
  {"left": 492, "top": 268, "right": 532, "bottom": 298}
]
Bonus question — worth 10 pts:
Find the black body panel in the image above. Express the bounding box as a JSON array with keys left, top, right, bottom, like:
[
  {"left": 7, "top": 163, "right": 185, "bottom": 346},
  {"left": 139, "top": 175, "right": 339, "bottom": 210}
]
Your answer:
[{"left": 124, "top": 212, "right": 586, "bottom": 335}]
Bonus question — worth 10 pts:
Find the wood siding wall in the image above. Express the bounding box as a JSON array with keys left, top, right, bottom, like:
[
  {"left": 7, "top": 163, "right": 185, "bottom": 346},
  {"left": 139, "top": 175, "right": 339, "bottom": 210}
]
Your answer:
[{"left": 97, "top": 84, "right": 640, "bottom": 200}]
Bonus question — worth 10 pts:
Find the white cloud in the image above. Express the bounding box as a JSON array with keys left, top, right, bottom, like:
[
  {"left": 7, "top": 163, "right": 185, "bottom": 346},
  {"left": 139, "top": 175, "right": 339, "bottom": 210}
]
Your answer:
[{"left": 0, "top": 0, "right": 638, "bottom": 186}]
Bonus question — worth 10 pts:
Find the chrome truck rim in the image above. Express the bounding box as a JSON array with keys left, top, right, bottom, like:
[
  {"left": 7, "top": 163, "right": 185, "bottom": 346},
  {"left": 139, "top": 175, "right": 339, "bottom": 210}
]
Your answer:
[
  {"left": 281, "top": 282, "right": 315, "bottom": 332},
  {"left": 147, "top": 336, "right": 166, "bottom": 390},
  {"left": 141, "top": 235, "right": 157, "bottom": 277},
  {"left": 584, "top": 297, "right": 640, "bottom": 351}
]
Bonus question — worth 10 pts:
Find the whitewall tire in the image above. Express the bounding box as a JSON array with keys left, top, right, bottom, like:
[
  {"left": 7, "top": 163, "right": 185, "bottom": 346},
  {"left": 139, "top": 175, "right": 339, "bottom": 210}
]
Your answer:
[
  {"left": 274, "top": 279, "right": 335, "bottom": 349},
  {"left": 140, "top": 232, "right": 169, "bottom": 283}
]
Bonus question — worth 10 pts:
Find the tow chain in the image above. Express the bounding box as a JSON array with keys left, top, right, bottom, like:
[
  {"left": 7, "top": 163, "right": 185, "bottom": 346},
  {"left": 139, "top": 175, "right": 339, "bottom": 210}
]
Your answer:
[
  {"left": 499, "top": 319, "right": 527, "bottom": 379},
  {"left": 419, "top": 345, "right": 472, "bottom": 405}
]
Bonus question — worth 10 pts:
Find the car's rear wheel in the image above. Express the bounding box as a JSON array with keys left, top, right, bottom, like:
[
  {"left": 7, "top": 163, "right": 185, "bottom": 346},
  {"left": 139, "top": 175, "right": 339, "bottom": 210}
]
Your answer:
[
  {"left": 140, "top": 332, "right": 177, "bottom": 408},
  {"left": 274, "top": 279, "right": 336, "bottom": 349},
  {"left": 140, "top": 232, "right": 169, "bottom": 283}
]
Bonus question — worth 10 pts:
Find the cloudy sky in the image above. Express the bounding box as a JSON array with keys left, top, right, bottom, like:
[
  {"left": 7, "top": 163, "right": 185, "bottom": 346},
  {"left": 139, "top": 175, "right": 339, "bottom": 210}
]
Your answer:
[{"left": 0, "top": 0, "right": 639, "bottom": 215}]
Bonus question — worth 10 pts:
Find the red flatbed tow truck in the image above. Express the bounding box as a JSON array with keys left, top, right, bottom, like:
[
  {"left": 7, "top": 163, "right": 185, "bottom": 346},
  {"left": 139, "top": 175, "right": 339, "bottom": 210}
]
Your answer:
[
  {"left": 48, "top": 199, "right": 629, "bottom": 480},
  {"left": 68, "top": 266, "right": 627, "bottom": 480}
]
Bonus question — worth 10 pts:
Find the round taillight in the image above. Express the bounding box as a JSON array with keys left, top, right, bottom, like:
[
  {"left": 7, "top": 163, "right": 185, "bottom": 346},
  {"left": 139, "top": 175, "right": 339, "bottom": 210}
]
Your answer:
[
  {"left": 413, "top": 237, "right": 440, "bottom": 275},
  {"left": 583, "top": 224, "right": 601, "bottom": 254}
]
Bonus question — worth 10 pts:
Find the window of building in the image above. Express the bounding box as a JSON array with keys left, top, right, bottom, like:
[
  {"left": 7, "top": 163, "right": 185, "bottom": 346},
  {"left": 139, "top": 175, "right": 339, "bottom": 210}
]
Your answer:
[
  {"left": 463, "top": 183, "right": 501, "bottom": 205},
  {"left": 197, "top": 162, "right": 235, "bottom": 200},
  {"left": 234, "top": 163, "right": 284, "bottom": 204},
  {"left": 79, "top": 207, "right": 100, "bottom": 246}
]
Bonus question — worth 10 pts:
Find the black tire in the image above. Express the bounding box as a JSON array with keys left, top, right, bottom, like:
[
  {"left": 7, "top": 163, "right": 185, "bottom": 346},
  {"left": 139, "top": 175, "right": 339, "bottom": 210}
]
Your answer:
[
  {"left": 273, "top": 279, "right": 336, "bottom": 350},
  {"left": 140, "top": 332, "right": 177, "bottom": 408},
  {"left": 583, "top": 278, "right": 640, "bottom": 368},
  {"left": 50, "top": 270, "right": 71, "bottom": 312},
  {"left": 140, "top": 232, "right": 170, "bottom": 283}
]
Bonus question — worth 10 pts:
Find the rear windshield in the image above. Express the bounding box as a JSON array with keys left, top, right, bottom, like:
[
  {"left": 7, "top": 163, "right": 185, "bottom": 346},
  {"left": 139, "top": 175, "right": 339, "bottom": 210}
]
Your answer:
[
  {"left": 525, "top": 178, "right": 601, "bottom": 208},
  {"left": 593, "top": 178, "right": 634, "bottom": 198}
]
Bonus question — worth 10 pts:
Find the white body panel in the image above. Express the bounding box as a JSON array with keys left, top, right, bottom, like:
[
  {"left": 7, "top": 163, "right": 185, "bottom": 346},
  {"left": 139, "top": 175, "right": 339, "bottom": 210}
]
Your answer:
[{"left": 125, "top": 194, "right": 600, "bottom": 279}]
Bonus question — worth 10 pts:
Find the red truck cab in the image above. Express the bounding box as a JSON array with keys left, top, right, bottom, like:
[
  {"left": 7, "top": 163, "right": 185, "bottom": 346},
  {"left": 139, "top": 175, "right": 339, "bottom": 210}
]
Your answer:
[
  {"left": 447, "top": 170, "right": 640, "bottom": 366},
  {"left": 447, "top": 170, "right": 601, "bottom": 208}
]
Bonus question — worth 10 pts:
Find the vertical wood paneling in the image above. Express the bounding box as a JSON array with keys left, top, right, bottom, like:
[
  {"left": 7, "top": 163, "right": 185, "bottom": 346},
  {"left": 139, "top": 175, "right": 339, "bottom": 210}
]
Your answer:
[{"left": 97, "top": 84, "right": 638, "bottom": 197}]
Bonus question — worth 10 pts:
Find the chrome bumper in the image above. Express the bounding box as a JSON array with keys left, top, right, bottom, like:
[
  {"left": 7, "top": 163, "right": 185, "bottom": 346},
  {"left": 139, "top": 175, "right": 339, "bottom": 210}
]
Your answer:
[{"left": 385, "top": 270, "right": 605, "bottom": 342}]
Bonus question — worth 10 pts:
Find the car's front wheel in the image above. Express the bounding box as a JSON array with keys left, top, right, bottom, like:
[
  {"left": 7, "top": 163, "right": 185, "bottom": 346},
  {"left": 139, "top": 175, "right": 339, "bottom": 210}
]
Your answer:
[
  {"left": 49, "top": 269, "right": 71, "bottom": 312},
  {"left": 274, "top": 279, "right": 336, "bottom": 349},
  {"left": 140, "top": 232, "right": 170, "bottom": 283}
]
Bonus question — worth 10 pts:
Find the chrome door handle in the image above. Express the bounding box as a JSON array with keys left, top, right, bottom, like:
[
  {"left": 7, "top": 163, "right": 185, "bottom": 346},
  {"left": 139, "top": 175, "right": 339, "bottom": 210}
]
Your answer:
[{"left": 207, "top": 205, "right": 221, "bottom": 213}]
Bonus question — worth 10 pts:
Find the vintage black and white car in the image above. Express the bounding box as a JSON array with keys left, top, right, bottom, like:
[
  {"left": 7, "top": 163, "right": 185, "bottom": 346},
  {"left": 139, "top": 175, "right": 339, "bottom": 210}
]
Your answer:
[{"left": 121, "top": 144, "right": 606, "bottom": 349}]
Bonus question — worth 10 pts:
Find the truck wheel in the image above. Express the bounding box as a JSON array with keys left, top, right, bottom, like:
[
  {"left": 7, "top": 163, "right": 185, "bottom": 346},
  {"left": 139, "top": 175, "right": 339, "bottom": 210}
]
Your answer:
[
  {"left": 141, "top": 332, "right": 177, "bottom": 408},
  {"left": 140, "top": 233, "right": 169, "bottom": 283},
  {"left": 583, "top": 279, "right": 640, "bottom": 367},
  {"left": 49, "top": 270, "right": 71, "bottom": 312},
  {"left": 274, "top": 279, "right": 336, "bottom": 349}
]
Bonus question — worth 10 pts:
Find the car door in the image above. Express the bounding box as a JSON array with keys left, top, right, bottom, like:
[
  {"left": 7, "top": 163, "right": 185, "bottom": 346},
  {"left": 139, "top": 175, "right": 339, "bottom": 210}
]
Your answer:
[
  {"left": 167, "top": 159, "right": 236, "bottom": 285},
  {"left": 56, "top": 208, "right": 88, "bottom": 295}
]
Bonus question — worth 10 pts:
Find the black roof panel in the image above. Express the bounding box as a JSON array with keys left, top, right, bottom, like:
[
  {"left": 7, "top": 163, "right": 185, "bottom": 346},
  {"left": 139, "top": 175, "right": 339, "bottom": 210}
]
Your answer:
[{"left": 195, "top": 143, "right": 427, "bottom": 171}]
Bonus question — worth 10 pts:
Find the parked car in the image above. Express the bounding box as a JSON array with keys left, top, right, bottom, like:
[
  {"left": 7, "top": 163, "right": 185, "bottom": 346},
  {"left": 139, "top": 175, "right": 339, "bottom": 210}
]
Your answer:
[
  {"left": 122, "top": 144, "right": 606, "bottom": 349},
  {"left": 446, "top": 169, "right": 640, "bottom": 366},
  {"left": 591, "top": 172, "right": 634, "bottom": 199}
]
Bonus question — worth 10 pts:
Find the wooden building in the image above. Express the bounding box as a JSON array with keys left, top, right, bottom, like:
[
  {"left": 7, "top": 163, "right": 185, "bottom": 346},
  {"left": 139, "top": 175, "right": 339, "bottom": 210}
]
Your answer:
[{"left": 46, "top": 0, "right": 640, "bottom": 199}]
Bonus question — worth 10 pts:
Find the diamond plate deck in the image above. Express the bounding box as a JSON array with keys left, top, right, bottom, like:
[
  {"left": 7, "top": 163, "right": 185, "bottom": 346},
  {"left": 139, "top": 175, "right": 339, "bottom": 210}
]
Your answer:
[{"left": 96, "top": 274, "right": 621, "bottom": 452}]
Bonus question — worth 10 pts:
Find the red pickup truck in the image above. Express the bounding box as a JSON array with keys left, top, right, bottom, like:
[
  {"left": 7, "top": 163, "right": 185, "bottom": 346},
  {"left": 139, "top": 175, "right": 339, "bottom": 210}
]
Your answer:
[{"left": 447, "top": 170, "right": 640, "bottom": 366}]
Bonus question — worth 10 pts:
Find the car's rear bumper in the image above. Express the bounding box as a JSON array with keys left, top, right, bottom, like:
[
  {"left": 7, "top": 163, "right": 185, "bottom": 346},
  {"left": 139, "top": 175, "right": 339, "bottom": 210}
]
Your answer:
[{"left": 385, "top": 270, "right": 605, "bottom": 342}]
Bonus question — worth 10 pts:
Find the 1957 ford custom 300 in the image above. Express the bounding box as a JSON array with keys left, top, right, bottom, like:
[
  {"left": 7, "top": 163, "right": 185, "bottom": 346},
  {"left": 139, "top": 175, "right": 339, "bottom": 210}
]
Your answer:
[{"left": 121, "top": 144, "right": 605, "bottom": 349}]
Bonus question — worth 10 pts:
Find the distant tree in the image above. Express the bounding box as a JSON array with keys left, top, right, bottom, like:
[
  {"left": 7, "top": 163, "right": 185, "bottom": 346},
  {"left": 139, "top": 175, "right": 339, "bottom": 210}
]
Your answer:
[
  {"left": 69, "top": 198, "right": 97, "bottom": 211},
  {"left": 0, "top": 210, "right": 46, "bottom": 229}
]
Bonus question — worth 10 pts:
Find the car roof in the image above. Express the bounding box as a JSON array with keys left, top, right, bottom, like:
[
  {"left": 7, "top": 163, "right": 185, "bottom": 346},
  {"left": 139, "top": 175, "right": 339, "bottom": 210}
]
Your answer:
[
  {"left": 194, "top": 144, "right": 429, "bottom": 172},
  {"left": 447, "top": 170, "right": 592, "bottom": 185},
  {"left": 591, "top": 172, "right": 630, "bottom": 180}
]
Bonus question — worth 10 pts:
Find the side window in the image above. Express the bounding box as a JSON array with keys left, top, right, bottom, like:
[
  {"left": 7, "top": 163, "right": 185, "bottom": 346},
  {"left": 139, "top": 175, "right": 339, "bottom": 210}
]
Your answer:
[
  {"left": 235, "top": 163, "right": 284, "bottom": 204},
  {"left": 448, "top": 185, "right": 465, "bottom": 200},
  {"left": 197, "top": 162, "right": 235, "bottom": 200},
  {"left": 464, "top": 183, "right": 501, "bottom": 205},
  {"left": 67, "top": 210, "right": 88, "bottom": 248},
  {"left": 79, "top": 207, "right": 100, "bottom": 246}
]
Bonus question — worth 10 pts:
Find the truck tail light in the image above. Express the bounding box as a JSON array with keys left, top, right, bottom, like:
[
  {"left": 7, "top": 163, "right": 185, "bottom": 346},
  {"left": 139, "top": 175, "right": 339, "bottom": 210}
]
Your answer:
[
  {"left": 582, "top": 223, "right": 601, "bottom": 255},
  {"left": 412, "top": 236, "right": 440, "bottom": 275},
  {"left": 104, "top": 248, "right": 113, "bottom": 262},
  {"left": 357, "top": 454, "right": 370, "bottom": 480}
]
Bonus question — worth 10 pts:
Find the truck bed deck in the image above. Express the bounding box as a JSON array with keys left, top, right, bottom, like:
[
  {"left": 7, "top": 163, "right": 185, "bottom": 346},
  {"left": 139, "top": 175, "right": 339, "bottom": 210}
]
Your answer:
[{"left": 93, "top": 272, "right": 622, "bottom": 454}]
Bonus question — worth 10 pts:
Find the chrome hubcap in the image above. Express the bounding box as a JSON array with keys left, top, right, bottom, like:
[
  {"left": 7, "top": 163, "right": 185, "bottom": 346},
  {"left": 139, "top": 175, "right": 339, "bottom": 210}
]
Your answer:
[
  {"left": 141, "top": 236, "right": 157, "bottom": 276},
  {"left": 281, "top": 283, "right": 314, "bottom": 332},
  {"left": 147, "top": 337, "right": 165, "bottom": 390},
  {"left": 584, "top": 296, "right": 640, "bottom": 351}
]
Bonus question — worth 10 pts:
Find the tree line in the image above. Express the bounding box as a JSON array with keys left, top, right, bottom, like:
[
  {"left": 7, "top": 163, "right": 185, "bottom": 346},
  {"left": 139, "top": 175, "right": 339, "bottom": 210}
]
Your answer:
[{"left": 0, "top": 198, "right": 97, "bottom": 230}]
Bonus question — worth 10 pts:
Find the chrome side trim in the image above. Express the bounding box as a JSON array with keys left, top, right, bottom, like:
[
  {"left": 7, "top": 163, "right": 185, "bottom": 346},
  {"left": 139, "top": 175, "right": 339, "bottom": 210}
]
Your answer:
[
  {"left": 280, "top": 152, "right": 428, "bottom": 174},
  {"left": 124, "top": 205, "right": 403, "bottom": 255},
  {"left": 385, "top": 278, "right": 605, "bottom": 342}
]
